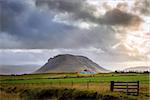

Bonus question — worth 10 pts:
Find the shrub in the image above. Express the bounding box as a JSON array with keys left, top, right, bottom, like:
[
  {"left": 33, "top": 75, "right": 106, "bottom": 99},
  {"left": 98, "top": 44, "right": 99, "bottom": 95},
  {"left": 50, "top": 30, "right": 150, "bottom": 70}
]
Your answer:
[{"left": 17, "top": 88, "right": 121, "bottom": 100}]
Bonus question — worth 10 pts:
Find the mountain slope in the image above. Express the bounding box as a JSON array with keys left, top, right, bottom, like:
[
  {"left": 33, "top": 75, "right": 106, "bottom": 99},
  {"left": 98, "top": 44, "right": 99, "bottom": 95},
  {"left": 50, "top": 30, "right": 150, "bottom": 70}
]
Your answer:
[
  {"left": 35, "top": 54, "right": 109, "bottom": 73},
  {"left": 0, "top": 64, "right": 40, "bottom": 75}
]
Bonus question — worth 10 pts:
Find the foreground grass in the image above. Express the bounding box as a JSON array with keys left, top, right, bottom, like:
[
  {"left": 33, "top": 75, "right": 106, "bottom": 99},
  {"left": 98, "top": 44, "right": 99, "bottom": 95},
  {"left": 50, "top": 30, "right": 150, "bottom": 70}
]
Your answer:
[
  {"left": 0, "top": 91, "right": 20, "bottom": 100},
  {"left": 1, "top": 84, "right": 149, "bottom": 100}
]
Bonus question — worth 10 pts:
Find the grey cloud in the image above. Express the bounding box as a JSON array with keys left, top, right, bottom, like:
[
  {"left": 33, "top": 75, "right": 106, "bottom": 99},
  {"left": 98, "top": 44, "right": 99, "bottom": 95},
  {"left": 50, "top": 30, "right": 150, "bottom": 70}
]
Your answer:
[
  {"left": 36, "top": 0, "right": 96, "bottom": 21},
  {"left": 36, "top": 0, "right": 142, "bottom": 27},
  {"left": 0, "top": 0, "right": 29, "bottom": 31},
  {"left": 102, "top": 2, "right": 112, "bottom": 11},
  {"left": 62, "top": 26, "right": 117, "bottom": 51},
  {"left": 0, "top": 0, "right": 75, "bottom": 49},
  {"left": 102, "top": 9, "right": 142, "bottom": 26},
  {"left": 133, "top": 0, "right": 150, "bottom": 16},
  {"left": 0, "top": 0, "right": 143, "bottom": 50},
  {"left": 0, "top": 0, "right": 116, "bottom": 50},
  {"left": 0, "top": 32, "right": 22, "bottom": 49},
  {"left": 0, "top": 50, "right": 50, "bottom": 65},
  {"left": 116, "top": 2, "right": 128, "bottom": 11}
]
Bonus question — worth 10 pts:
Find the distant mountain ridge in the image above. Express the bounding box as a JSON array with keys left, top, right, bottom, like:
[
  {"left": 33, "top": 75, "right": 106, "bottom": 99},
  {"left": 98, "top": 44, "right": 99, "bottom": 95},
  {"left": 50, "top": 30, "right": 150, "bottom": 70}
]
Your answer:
[
  {"left": 0, "top": 64, "right": 40, "bottom": 75},
  {"left": 35, "top": 54, "right": 109, "bottom": 73},
  {"left": 124, "top": 66, "right": 150, "bottom": 72}
]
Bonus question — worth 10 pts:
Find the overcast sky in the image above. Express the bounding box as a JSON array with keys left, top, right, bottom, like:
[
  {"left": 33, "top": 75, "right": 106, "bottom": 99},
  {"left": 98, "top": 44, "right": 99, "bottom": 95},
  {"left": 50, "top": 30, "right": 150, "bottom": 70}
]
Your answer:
[{"left": 0, "top": 0, "right": 150, "bottom": 71}]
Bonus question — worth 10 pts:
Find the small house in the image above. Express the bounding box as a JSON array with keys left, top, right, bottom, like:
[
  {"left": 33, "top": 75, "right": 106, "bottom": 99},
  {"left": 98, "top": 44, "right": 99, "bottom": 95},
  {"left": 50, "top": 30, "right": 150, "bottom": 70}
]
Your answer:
[{"left": 80, "top": 69, "right": 96, "bottom": 74}]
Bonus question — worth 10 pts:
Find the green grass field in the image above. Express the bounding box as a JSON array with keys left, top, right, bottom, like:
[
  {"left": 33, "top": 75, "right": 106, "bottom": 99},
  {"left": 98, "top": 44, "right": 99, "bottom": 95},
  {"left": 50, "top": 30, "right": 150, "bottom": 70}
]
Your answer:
[
  {"left": 0, "top": 73, "right": 150, "bottom": 100},
  {"left": 0, "top": 73, "right": 149, "bottom": 84}
]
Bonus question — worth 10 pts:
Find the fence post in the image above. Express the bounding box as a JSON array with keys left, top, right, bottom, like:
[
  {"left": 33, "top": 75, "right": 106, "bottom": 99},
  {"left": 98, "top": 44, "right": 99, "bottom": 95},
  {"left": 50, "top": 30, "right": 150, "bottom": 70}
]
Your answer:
[
  {"left": 59, "top": 81, "right": 61, "bottom": 86},
  {"left": 87, "top": 81, "right": 89, "bottom": 89},
  {"left": 110, "top": 81, "right": 114, "bottom": 92},
  {"left": 110, "top": 81, "right": 140, "bottom": 96},
  {"left": 71, "top": 81, "right": 73, "bottom": 88},
  {"left": 50, "top": 81, "right": 52, "bottom": 86},
  {"left": 137, "top": 81, "right": 139, "bottom": 96},
  {"left": 126, "top": 83, "right": 129, "bottom": 95}
]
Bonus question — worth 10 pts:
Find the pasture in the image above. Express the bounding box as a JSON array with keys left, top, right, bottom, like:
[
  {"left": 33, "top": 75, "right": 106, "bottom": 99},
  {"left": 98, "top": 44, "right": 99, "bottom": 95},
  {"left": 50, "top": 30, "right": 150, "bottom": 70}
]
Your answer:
[
  {"left": 0, "top": 73, "right": 149, "bottom": 83},
  {"left": 0, "top": 73, "right": 150, "bottom": 100}
]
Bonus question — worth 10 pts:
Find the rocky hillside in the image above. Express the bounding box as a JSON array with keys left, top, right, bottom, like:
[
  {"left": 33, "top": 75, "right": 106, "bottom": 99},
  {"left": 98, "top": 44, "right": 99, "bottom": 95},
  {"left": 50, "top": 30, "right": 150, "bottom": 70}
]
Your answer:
[{"left": 35, "top": 54, "right": 109, "bottom": 73}]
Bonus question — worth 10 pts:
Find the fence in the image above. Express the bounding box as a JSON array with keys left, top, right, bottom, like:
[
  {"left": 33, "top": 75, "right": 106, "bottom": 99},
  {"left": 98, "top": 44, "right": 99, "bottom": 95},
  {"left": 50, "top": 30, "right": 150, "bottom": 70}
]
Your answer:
[
  {"left": 49, "top": 81, "right": 100, "bottom": 89},
  {"left": 110, "top": 81, "right": 139, "bottom": 96},
  {"left": 1, "top": 81, "right": 109, "bottom": 92}
]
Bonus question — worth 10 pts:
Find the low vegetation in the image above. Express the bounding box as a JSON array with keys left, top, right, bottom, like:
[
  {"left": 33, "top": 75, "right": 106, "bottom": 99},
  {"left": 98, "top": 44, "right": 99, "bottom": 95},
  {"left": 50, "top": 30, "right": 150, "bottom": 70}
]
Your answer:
[
  {"left": 1, "top": 85, "right": 148, "bottom": 100},
  {"left": 0, "top": 86, "right": 122, "bottom": 100}
]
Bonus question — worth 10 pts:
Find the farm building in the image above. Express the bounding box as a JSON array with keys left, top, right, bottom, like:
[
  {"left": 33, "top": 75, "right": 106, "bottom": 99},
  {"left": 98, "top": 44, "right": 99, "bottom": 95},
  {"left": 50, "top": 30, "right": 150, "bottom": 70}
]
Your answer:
[{"left": 80, "top": 69, "right": 96, "bottom": 74}]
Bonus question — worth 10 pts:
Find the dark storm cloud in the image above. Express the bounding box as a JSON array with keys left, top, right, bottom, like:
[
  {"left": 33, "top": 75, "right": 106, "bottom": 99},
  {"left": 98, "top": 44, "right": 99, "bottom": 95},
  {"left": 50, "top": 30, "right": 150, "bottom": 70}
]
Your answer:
[
  {"left": 0, "top": 0, "right": 27, "bottom": 31},
  {"left": 0, "top": 0, "right": 142, "bottom": 49},
  {"left": 0, "top": 0, "right": 75, "bottom": 49},
  {"left": 36, "top": 0, "right": 96, "bottom": 21},
  {"left": 36, "top": 0, "right": 142, "bottom": 27},
  {"left": 0, "top": 0, "right": 115, "bottom": 49},
  {"left": 102, "top": 8, "right": 142, "bottom": 26}
]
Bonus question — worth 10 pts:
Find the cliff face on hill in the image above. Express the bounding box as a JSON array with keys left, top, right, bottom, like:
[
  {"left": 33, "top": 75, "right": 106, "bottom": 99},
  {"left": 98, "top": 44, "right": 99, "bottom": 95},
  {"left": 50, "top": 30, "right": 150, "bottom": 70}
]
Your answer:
[{"left": 35, "top": 54, "right": 109, "bottom": 73}]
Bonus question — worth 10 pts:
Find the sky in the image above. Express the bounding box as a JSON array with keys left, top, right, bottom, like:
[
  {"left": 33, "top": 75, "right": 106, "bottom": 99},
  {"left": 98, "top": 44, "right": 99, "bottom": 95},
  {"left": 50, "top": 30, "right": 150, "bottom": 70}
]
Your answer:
[{"left": 0, "top": 0, "right": 150, "bottom": 72}]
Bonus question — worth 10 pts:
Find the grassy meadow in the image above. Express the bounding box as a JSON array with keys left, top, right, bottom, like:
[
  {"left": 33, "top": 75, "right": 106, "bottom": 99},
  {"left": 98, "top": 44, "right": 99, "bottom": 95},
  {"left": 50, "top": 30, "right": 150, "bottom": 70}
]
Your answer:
[{"left": 0, "top": 73, "right": 150, "bottom": 100}]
